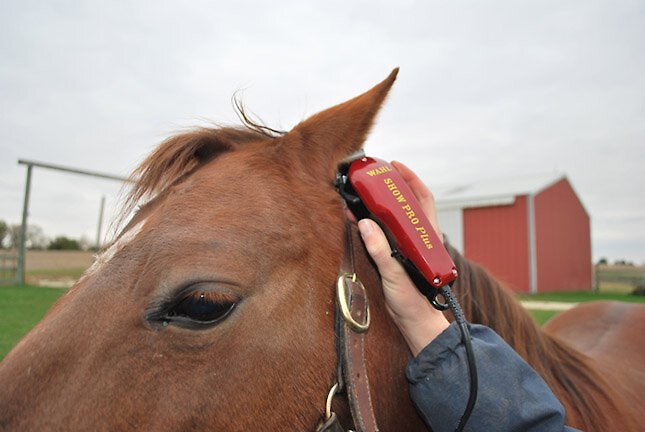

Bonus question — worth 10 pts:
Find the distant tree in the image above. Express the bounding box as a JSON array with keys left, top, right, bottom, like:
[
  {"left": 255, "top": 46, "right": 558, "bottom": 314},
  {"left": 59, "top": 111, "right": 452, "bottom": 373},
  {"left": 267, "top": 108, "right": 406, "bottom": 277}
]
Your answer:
[
  {"left": 48, "top": 236, "right": 80, "bottom": 250},
  {"left": 78, "top": 235, "right": 94, "bottom": 252},
  {"left": 7, "top": 224, "right": 20, "bottom": 249},
  {"left": 27, "top": 225, "right": 48, "bottom": 249},
  {"left": 6, "top": 224, "right": 49, "bottom": 250},
  {"left": 0, "top": 220, "right": 7, "bottom": 248},
  {"left": 597, "top": 257, "right": 608, "bottom": 265}
]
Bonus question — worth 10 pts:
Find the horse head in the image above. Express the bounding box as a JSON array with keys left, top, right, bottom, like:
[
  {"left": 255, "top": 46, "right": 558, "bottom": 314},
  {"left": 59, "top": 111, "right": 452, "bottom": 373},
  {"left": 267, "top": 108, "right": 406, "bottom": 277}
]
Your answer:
[{"left": 0, "top": 70, "right": 427, "bottom": 431}]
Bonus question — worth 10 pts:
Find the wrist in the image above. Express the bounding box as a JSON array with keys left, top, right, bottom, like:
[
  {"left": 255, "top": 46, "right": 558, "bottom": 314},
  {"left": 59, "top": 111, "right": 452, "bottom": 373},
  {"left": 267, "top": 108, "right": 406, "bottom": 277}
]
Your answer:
[{"left": 392, "top": 306, "right": 450, "bottom": 356}]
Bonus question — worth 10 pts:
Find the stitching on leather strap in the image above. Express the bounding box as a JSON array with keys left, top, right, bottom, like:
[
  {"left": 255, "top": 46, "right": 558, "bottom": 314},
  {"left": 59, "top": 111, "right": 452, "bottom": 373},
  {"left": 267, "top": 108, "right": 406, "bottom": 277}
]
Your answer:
[{"left": 343, "top": 280, "right": 379, "bottom": 432}]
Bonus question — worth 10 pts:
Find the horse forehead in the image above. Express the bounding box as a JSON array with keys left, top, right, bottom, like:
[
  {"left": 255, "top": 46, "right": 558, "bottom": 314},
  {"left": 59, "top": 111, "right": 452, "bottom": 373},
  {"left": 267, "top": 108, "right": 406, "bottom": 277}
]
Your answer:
[
  {"left": 181, "top": 153, "right": 300, "bottom": 212},
  {"left": 156, "top": 154, "right": 311, "bottom": 238}
]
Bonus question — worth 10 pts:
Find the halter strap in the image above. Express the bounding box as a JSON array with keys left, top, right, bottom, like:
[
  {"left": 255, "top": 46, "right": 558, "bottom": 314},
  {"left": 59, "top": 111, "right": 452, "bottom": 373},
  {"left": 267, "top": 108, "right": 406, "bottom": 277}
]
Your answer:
[{"left": 317, "top": 221, "right": 379, "bottom": 432}]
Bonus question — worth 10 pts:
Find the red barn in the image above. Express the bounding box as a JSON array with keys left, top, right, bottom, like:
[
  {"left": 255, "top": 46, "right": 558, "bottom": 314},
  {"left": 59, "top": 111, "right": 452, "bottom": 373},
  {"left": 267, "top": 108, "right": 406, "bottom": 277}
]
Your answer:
[{"left": 434, "top": 173, "right": 592, "bottom": 293}]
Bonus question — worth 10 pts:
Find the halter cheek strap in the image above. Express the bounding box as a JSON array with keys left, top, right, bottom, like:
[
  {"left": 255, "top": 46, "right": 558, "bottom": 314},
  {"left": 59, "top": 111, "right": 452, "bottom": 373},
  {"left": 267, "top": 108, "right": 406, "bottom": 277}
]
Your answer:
[{"left": 317, "top": 221, "right": 379, "bottom": 432}]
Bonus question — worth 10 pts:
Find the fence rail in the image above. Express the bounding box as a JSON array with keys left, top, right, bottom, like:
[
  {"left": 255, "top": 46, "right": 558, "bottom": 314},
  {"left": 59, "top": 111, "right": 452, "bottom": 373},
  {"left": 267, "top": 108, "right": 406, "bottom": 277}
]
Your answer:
[
  {"left": 0, "top": 254, "right": 18, "bottom": 285},
  {"left": 595, "top": 266, "right": 645, "bottom": 293}
]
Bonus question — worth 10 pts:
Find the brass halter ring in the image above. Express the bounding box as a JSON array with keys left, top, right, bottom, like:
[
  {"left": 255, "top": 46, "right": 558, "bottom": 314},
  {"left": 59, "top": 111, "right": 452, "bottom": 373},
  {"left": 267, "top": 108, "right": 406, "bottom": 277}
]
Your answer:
[
  {"left": 336, "top": 273, "right": 370, "bottom": 333},
  {"left": 325, "top": 382, "right": 339, "bottom": 420}
]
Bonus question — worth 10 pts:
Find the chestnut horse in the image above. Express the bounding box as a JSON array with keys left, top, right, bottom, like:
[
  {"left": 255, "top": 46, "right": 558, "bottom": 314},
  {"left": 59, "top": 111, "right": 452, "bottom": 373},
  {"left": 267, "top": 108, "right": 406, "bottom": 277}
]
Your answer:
[{"left": 0, "top": 70, "right": 642, "bottom": 431}]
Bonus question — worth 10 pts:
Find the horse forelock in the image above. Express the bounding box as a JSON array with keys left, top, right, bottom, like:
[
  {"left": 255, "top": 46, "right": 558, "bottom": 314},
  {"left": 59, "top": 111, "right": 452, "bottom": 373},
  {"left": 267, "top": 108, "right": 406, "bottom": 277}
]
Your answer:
[{"left": 123, "top": 126, "right": 274, "bottom": 219}]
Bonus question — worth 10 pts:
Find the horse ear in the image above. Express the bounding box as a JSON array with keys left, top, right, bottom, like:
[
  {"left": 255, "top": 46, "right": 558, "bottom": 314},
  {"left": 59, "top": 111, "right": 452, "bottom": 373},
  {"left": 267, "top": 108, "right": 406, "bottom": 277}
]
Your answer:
[{"left": 288, "top": 68, "right": 398, "bottom": 177}]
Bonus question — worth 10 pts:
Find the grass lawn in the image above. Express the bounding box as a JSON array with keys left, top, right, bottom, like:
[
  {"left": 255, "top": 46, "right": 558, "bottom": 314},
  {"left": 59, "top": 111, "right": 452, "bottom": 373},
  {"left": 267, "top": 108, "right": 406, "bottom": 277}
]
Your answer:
[
  {"left": 0, "top": 284, "right": 66, "bottom": 360},
  {"left": 529, "top": 310, "right": 561, "bottom": 325},
  {"left": 519, "top": 290, "right": 644, "bottom": 325},
  {"left": 517, "top": 291, "right": 645, "bottom": 304}
]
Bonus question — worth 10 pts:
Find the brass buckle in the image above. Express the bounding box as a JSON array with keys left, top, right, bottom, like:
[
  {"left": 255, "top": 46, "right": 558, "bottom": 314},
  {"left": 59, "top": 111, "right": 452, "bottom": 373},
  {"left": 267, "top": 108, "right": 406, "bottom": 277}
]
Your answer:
[{"left": 336, "top": 273, "right": 370, "bottom": 333}]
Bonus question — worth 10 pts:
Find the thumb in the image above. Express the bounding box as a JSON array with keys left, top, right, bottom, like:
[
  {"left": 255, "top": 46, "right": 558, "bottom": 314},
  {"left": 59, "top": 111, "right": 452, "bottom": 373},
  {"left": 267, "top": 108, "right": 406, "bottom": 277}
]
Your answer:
[{"left": 357, "top": 219, "right": 407, "bottom": 284}]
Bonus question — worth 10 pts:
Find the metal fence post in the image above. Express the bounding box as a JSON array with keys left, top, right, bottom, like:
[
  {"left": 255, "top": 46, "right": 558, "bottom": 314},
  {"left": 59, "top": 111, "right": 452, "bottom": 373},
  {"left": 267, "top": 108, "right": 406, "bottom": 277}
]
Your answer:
[
  {"left": 96, "top": 195, "right": 105, "bottom": 249},
  {"left": 17, "top": 164, "right": 33, "bottom": 285},
  {"left": 14, "top": 159, "right": 129, "bottom": 287}
]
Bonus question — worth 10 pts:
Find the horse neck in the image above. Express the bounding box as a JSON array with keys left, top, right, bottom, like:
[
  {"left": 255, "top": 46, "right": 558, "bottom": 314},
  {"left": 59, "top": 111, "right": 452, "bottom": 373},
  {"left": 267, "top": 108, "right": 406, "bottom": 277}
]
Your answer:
[{"left": 448, "top": 246, "right": 635, "bottom": 431}]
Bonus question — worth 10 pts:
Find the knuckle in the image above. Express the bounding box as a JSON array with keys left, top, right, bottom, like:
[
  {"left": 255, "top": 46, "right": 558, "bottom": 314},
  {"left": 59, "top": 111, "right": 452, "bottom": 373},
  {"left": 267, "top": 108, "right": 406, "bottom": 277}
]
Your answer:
[{"left": 371, "top": 240, "right": 391, "bottom": 262}]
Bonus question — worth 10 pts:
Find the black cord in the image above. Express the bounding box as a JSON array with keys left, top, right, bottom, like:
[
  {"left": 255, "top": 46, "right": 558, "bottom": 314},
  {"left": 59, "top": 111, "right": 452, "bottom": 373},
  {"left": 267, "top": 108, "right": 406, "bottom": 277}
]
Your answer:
[{"left": 438, "top": 285, "right": 478, "bottom": 432}]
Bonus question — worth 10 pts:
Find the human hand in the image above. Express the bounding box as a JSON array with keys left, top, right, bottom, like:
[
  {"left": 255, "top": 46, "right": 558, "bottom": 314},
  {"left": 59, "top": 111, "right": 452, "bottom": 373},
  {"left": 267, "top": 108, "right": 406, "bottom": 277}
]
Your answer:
[{"left": 357, "top": 161, "right": 449, "bottom": 356}]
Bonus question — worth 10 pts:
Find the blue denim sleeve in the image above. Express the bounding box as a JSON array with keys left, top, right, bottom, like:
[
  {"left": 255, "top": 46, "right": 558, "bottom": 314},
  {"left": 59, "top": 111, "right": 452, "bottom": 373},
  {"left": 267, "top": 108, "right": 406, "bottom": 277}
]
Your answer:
[{"left": 406, "top": 323, "right": 580, "bottom": 431}]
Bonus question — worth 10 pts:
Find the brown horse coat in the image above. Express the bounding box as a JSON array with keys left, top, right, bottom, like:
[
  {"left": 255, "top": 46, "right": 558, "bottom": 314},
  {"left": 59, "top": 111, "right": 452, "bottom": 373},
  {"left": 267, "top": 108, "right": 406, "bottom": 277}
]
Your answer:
[{"left": 0, "top": 70, "right": 642, "bottom": 431}]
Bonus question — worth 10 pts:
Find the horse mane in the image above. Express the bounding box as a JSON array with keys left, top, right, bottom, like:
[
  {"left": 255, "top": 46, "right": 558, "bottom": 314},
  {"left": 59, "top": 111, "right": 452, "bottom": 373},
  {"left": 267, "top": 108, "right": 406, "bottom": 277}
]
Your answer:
[
  {"left": 447, "top": 244, "right": 632, "bottom": 431},
  {"left": 122, "top": 126, "right": 274, "bottom": 220},
  {"left": 123, "top": 95, "right": 288, "bottom": 218}
]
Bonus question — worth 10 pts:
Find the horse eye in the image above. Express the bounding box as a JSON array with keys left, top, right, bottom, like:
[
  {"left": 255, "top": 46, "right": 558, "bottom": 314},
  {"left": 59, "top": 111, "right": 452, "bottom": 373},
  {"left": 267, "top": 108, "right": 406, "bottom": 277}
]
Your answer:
[{"left": 164, "top": 289, "right": 237, "bottom": 327}]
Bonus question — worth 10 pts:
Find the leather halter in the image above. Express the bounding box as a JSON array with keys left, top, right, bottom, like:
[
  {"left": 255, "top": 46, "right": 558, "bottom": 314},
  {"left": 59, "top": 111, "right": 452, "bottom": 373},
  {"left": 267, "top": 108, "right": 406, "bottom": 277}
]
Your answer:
[{"left": 316, "top": 221, "right": 379, "bottom": 432}]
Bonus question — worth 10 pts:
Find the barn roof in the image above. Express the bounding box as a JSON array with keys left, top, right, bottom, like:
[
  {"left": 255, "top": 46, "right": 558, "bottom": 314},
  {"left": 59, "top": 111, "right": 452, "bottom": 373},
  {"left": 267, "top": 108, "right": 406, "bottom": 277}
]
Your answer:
[{"left": 433, "top": 172, "right": 565, "bottom": 210}]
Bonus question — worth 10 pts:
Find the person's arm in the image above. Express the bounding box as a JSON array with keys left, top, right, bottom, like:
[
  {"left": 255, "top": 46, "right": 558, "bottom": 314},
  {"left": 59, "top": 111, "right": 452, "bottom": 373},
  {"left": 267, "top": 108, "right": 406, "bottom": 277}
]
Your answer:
[
  {"left": 407, "top": 322, "right": 579, "bottom": 431},
  {"left": 357, "top": 161, "right": 579, "bottom": 431}
]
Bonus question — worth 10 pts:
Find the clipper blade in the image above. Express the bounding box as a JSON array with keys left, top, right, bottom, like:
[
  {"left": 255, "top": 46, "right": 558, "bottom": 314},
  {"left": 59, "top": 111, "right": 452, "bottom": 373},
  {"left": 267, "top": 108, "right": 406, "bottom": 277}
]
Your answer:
[{"left": 339, "top": 149, "right": 366, "bottom": 169}]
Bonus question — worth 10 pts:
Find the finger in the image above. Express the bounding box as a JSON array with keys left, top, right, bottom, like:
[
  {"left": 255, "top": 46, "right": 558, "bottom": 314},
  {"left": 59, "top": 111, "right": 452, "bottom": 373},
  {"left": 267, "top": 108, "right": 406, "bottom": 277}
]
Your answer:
[
  {"left": 391, "top": 161, "right": 433, "bottom": 203},
  {"left": 357, "top": 219, "right": 407, "bottom": 283}
]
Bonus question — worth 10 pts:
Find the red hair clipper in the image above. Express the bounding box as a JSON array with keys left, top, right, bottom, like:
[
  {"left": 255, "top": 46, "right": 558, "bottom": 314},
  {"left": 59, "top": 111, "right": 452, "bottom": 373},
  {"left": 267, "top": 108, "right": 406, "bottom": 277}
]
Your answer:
[
  {"left": 336, "top": 153, "right": 458, "bottom": 310},
  {"left": 337, "top": 153, "right": 478, "bottom": 430}
]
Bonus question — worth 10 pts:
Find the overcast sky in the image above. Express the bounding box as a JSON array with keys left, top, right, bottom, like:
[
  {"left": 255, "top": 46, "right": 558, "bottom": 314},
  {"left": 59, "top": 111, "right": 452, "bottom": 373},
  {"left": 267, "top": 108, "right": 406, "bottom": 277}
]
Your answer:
[{"left": 1, "top": 0, "right": 643, "bottom": 263}]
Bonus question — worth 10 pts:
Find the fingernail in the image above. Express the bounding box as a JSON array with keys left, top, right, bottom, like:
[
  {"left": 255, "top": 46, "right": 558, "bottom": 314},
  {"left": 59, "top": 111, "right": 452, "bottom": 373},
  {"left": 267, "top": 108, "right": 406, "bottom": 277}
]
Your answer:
[{"left": 358, "top": 219, "right": 373, "bottom": 237}]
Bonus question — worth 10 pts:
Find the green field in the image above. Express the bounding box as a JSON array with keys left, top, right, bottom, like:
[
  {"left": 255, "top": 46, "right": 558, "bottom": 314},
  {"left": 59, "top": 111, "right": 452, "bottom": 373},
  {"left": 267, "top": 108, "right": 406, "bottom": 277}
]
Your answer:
[
  {"left": 518, "top": 264, "right": 645, "bottom": 326},
  {"left": 529, "top": 310, "right": 561, "bottom": 325},
  {"left": 0, "top": 285, "right": 66, "bottom": 360},
  {"left": 518, "top": 291, "right": 645, "bottom": 304},
  {"left": 519, "top": 291, "right": 643, "bottom": 326}
]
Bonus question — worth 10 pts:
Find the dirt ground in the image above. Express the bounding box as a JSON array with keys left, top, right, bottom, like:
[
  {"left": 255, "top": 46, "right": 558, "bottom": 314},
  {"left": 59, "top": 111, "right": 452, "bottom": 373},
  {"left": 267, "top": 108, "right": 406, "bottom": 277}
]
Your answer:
[
  {"left": 25, "top": 250, "right": 95, "bottom": 271},
  {"left": 0, "top": 250, "right": 96, "bottom": 287}
]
